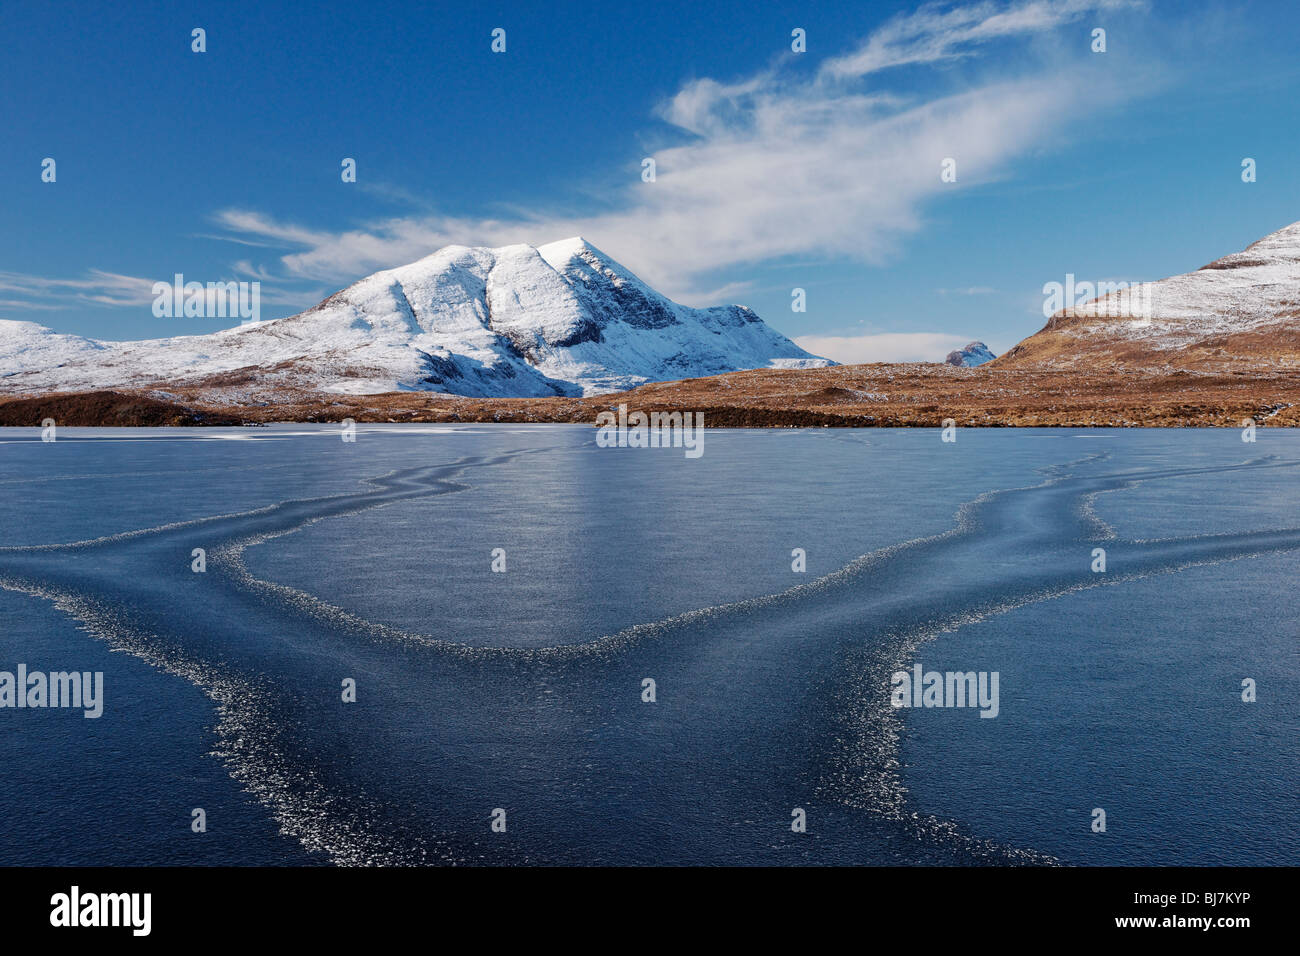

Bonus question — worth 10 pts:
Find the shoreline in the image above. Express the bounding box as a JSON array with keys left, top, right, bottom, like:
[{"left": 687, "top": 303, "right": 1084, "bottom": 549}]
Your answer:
[{"left": 1, "top": 362, "right": 1298, "bottom": 428}]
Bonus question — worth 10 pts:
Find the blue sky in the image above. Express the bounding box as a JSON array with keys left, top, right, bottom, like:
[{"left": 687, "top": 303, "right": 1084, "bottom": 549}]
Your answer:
[{"left": 2, "top": 0, "right": 1297, "bottom": 361}]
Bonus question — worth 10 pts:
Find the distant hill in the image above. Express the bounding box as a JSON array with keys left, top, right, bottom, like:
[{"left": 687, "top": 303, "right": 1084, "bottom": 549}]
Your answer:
[
  {"left": 995, "top": 221, "right": 1300, "bottom": 372},
  {"left": 944, "top": 341, "right": 996, "bottom": 367}
]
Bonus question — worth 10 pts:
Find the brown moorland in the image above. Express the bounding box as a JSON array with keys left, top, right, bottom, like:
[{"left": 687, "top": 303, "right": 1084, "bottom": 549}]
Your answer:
[{"left": 3, "top": 362, "right": 1293, "bottom": 427}]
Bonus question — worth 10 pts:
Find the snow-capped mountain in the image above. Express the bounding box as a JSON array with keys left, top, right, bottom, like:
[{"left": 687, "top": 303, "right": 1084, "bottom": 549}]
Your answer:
[
  {"left": 943, "top": 341, "right": 996, "bottom": 367},
  {"left": 996, "top": 220, "right": 1300, "bottom": 371},
  {"left": 0, "top": 238, "right": 830, "bottom": 398}
]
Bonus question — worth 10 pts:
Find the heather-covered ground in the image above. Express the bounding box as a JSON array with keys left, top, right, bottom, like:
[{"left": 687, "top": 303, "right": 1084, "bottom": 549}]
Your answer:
[{"left": 3, "top": 361, "right": 1297, "bottom": 427}]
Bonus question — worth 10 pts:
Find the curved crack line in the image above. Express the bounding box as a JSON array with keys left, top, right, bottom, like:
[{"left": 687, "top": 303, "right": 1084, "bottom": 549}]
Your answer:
[{"left": 4, "top": 445, "right": 1299, "bottom": 866}]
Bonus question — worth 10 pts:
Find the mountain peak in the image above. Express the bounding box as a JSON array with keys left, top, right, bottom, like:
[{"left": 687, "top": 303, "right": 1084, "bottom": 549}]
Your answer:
[
  {"left": 0, "top": 240, "right": 831, "bottom": 399},
  {"left": 539, "top": 235, "right": 594, "bottom": 253},
  {"left": 944, "top": 341, "right": 996, "bottom": 367},
  {"left": 537, "top": 236, "right": 620, "bottom": 272}
]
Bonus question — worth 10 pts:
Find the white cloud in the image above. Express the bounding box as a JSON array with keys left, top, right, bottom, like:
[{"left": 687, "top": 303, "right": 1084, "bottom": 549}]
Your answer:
[
  {"left": 821, "top": 0, "right": 1143, "bottom": 78},
  {"left": 795, "top": 332, "right": 975, "bottom": 364},
  {"left": 0, "top": 266, "right": 310, "bottom": 314},
  {"left": 208, "top": 0, "right": 1149, "bottom": 304},
  {"left": 0, "top": 269, "right": 157, "bottom": 308}
]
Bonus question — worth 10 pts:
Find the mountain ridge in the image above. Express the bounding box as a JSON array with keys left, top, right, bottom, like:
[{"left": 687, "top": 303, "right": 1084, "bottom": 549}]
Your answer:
[
  {"left": 944, "top": 341, "right": 996, "bottom": 367},
  {"left": 0, "top": 237, "right": 831, "bottom": 399},
  {"left": 4, "top": 221, "right": 1298, "bottom": 427},
  {"left": 994, "top": 220, "right": 1300, "bottom": 371}
]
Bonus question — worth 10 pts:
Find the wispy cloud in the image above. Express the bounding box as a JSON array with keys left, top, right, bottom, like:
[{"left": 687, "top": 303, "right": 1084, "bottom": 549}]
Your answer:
[
  {"left": 820, "top": 0, "right": 1144, "bottom": 78},
  {"left": 4, "top": 0, "right": 1152, "bottom": 323},
  {"left": 0, "top": 270, "right": 158, "bottom": 309},
  {"left": 208, "top": 0, "right": 1151, "bottom": 304},
  {"left": 0, "top": 266, "right": 312, "bottom": 317},
  {"left": 938, "top": 285, "right": 998, "bottom": 295}
]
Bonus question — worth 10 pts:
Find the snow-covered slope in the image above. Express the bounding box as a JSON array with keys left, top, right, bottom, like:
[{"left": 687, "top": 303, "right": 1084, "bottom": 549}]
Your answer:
[
  {"left": 943, "top": 341, "right": 996, "bottom": 367},
  {"left": 995, "top": 220, "right": 1300, "bottom": 371},
  {"left": 0, "top": 238, "right": 830, "bottom": 398}
]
